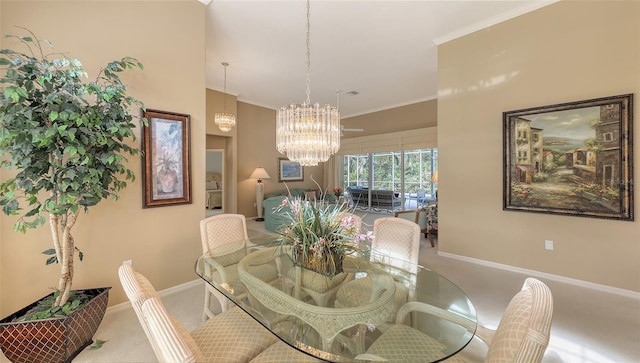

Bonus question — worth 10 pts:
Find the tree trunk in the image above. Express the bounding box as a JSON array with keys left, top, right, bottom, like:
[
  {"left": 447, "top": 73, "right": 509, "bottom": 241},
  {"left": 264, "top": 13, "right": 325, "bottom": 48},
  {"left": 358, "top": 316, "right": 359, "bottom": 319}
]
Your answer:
[{"left": 53, "top": 211, "right": 78, "bottom": 307}]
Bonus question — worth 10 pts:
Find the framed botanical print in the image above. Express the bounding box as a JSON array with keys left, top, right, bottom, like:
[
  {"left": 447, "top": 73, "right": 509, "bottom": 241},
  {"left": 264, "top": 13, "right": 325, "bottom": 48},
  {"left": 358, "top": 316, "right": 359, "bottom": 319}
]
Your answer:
[{"left": 142, "top": 109, "right": 192, "bottom": 208}]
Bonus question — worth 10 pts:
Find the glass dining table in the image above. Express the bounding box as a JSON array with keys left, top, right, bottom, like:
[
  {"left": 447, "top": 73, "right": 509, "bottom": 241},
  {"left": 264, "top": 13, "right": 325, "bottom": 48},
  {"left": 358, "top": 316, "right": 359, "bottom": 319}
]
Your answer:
[{"left": 194, "top": 236, "right": 477, "bottom": 362}]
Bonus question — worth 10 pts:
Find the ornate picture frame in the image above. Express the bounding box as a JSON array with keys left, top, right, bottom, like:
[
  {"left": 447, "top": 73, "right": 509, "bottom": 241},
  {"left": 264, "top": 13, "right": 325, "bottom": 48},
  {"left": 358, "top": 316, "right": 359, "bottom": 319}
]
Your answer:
[
  {"left": 142, "top": 109, "right": 192, "bottom": 208},
  {"left": 503, "top": 94, "right": 633, "bottom": 221},
  {"left": 278, "top": 158, "right": 304, "bottom": 182}
]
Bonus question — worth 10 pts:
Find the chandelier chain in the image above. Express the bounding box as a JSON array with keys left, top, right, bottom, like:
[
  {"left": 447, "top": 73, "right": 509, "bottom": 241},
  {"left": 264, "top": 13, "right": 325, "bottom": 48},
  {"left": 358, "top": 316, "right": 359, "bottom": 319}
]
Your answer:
[{"left": 223, "top": 63, "right": 228, "bottom": 111}]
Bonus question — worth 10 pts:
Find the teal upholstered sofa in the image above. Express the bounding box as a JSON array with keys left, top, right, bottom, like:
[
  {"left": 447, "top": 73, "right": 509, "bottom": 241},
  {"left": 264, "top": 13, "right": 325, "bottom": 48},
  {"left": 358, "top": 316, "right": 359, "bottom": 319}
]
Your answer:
[{"left": 263, "top": 188, "right": 306, "bottom": 232}]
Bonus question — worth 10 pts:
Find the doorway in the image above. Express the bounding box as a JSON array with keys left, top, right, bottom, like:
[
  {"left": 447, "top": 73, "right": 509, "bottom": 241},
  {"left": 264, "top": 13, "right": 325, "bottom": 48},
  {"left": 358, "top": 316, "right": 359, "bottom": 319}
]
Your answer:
[{"left": 206, "top": 149, "right": 224, "bottom": 216}]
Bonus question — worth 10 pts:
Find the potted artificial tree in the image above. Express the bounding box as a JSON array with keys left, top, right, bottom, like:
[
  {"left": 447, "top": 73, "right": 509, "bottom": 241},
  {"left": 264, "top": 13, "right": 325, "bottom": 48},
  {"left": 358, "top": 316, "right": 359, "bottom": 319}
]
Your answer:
[{"left": 0, "top": 29, "right": 145, "bottom": 362}]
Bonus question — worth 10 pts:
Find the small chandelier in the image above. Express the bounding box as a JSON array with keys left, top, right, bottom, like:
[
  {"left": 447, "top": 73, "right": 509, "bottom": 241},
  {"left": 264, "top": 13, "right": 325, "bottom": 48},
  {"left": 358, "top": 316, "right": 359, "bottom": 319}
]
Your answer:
[
  {"left": 214, "top": 62, "right": 236, "bottom": 132},
  {"left": 276, "top": 0, "right": 340, "bottom": 166}
]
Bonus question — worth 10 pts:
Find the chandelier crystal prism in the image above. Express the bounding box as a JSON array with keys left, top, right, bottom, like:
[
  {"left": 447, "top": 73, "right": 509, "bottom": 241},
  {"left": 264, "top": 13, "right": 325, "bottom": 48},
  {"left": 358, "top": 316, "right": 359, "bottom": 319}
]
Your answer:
[
  {"left": 214, "top": 62, "right": 236, "bottom": 132},
  {"left": 276, "top": 0, "right": 340, "bottom": 167}
]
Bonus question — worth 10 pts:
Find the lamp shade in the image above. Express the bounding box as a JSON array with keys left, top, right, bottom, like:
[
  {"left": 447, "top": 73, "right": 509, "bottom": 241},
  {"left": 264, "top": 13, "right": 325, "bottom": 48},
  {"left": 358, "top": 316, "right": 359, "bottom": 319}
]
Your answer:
[
  {"left": 431, "top": 170, "right": 438, "bottom": 183},
  {"left": 250, "top": 167, "right": 271, "bottom": 180}
]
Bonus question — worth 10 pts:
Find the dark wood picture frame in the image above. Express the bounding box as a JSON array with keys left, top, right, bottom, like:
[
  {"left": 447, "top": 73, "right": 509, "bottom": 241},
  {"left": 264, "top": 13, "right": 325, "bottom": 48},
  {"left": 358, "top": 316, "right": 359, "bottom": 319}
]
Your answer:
[
  {"left": 278, "top": 158, "right": 304, "bottom": 182},
  {"left": 503, "top": 94, "right": 633, "bottom": 221},
  {"left": 142, "top": 109, "right": 192, "bottom": 208}
]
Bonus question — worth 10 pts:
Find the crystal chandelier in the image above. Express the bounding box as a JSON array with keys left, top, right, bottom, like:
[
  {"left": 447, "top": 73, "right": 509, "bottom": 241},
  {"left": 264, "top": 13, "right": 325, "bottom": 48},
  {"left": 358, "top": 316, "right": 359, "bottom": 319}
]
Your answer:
[
  {"left": 276, "top": 0, "right": 340, "bottom": 166},
  {"left": 214, "top": 62, "right": 236, "bottom": 132}
]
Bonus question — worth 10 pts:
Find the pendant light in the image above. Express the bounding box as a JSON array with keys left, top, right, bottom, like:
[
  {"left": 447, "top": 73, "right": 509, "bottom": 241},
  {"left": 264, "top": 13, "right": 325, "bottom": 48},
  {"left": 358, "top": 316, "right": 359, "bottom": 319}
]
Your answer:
[
  {"left": 214, "top": 62, "right": 236, "bottom": 132},
  {"left": 275, "top": 0, "right": 340, "bottom": 166}
]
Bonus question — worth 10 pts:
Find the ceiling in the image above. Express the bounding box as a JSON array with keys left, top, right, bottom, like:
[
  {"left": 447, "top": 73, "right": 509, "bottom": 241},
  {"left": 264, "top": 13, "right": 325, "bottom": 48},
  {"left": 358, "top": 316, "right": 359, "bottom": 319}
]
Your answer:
[{"left": 205, "top": 1, "right": 556, "bottom": 119}]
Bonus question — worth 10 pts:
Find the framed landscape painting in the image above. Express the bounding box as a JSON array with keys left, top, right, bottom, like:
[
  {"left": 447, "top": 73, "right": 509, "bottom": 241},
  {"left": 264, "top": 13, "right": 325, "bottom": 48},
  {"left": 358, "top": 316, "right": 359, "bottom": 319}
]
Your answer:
[
  {"left": 503, "top": 94, "right": 633, "bottom": 221},
  {"left": 278, "top": 158, "right": 304, "bottom": 182},
  {"left": 142, "top": 109, "right": 192, "bottom": 208}
]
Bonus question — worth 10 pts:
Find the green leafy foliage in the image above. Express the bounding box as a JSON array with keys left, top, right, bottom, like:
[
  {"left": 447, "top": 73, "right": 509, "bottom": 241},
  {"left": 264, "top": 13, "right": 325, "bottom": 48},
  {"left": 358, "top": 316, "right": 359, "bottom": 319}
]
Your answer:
[
  {"left": 0, "top": 33, "right": 145, "bottom": 226},
  {"left": 0, "top": 28, "right": 146, "bottom": 307},
  {"left": 42, "top": 247, "right": 83, "bottom": 265},
  {"left": 0, "top": 29, "right": 145, "bottom": 230},
  {"left": 88, "top": 339, "right": 107, "bottom": 350},
  {"left": 12, "top": 290, "right": 93, "bottom": 322}
]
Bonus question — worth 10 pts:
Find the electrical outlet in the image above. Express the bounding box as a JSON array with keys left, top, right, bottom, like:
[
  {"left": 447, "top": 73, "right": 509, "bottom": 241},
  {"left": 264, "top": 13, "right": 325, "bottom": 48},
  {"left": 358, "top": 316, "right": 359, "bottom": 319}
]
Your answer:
[
  {"left": 545, "top": 240, "right": 554, "bottom": 250},
  {"left": 253, "top": 203, "right": 257, "bottom": 208}
]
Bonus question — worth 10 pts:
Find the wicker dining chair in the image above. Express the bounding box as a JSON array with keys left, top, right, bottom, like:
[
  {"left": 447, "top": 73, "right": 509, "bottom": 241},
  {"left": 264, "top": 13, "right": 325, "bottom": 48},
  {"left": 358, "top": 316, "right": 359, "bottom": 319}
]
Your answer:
[
  {"left": 336, "top": 217, "right": 421, "bottom": 308},
  {"left": 394, "top": 208, "right": 432, "bottom": 247},
  {"left": 118, "top": 260, "right": 276, "bottom": 362},
  {"left": 118, "top": 260, "right": 163, "bottom": 358},
  {"left": 334, "top": 217, "right": 421, "bottom": 354},
  {"left": 369, "top": 217, "right": 421, "bottom": 273},
  {"left": 356, "top": 278, "right": 554, "bottom": 363},
  {"left": 199, "top": 214, "right": 250, "bottom": 320},
  {"left": 119, "top": 260, "right": 320, "bottom": 362},
  {"left": 459, "top": 277, "right": 554, "bottom": 363}
]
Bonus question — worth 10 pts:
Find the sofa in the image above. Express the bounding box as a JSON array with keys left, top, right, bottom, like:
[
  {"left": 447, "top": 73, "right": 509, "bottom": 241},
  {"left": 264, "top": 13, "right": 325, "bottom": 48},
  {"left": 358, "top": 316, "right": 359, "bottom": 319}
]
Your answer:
[
  {"left": 346, "top": 186, "right": 402, "bottom": 211},
  {"left": 262, "top": 188, "right": 307, "bottom": 232}
]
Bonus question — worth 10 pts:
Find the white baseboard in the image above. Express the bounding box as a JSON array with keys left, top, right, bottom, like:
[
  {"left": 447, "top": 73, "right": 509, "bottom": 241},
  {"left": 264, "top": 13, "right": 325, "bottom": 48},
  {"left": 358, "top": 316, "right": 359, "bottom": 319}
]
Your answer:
[
  {"left": 437, "top": 251, "right": 640, "bottom": 300},
  {"left": 106, "top": 279, "right": 203, "bottom": 314}
]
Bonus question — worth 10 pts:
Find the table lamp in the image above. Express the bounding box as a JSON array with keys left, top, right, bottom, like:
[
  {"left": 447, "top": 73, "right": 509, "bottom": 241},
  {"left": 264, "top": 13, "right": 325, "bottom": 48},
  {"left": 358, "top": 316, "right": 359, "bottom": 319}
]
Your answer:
[{"left": 250, "top": 167, "right": 271, "bottom": 221}]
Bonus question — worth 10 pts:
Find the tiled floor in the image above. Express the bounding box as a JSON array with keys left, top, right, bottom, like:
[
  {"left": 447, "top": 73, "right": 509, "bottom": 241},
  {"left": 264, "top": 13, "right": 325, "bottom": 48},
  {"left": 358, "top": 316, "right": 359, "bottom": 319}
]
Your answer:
[{"left": 8, "top": 213, "right": 638, "bottom": 363}]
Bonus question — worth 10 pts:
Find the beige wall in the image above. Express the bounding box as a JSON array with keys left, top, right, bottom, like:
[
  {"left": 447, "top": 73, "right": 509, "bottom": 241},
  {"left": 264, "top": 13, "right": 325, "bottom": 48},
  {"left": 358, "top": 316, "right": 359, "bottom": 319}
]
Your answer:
[
  {"left": 438, "top": 0, "right": 639, "bottom": 292},
  {"left": 0, "top": 1, "right": 207, "bottom": 314},
  {"left": 236, "top": 101, "right": 324, "bottom": 218},
  {"left": 342, "top": 99, "right": 437, "bottom": 139}
]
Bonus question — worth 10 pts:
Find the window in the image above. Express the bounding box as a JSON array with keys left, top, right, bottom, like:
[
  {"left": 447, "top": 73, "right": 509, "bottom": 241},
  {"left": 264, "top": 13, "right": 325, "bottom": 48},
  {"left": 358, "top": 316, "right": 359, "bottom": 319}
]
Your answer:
[
  {"left": 342, "top": 148, "right": 438, "bottom": 204},
  {"left": 343, "top": 153, "right": 370, "bottom": 188}
]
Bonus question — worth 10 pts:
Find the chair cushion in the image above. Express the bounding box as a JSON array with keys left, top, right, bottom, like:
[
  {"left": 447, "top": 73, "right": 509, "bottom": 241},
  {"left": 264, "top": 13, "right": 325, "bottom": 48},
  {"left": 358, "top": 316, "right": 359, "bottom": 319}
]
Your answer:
[
  {"left": 192, "top": 306, "right": 278, "bottom": 362},
  {"left": 250, "top": 342, "right": 322, "bottom": 362},
  {"left": 336, "top": 275, "right": 408, "bottom": 312},
  {"left": 363, "top": 324, "right": 447, "bottom": 362},
  {"left": 211, "top": 262, "right": 278, "bottom": 295}
]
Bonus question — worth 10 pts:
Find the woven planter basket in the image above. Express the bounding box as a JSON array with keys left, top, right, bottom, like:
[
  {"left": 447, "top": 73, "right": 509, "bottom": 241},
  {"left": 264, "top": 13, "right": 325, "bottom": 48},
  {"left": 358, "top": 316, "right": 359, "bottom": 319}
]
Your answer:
[
  {"left": 0, "top": 287, "right": 110, "bottom": 363},
  {"left": 294, "top": 247, "right": 344, "bottom": 277}
]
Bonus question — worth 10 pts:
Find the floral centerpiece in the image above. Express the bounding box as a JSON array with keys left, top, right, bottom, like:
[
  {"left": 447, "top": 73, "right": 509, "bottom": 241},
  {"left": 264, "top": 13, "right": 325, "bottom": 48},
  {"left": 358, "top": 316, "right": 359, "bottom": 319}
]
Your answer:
[
  {"left": 333, "top": 187, "right": 343, "bottom": 197},
  {"left": 275, "top": 196, "right": 369, "bottom": 277}
]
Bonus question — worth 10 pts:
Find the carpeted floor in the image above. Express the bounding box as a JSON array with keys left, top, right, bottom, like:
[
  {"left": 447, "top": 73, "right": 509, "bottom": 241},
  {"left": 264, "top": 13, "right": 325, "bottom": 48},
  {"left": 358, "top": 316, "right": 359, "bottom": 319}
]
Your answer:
[{"left": 4, "top": 212, "right": 638, "bottom": 363}]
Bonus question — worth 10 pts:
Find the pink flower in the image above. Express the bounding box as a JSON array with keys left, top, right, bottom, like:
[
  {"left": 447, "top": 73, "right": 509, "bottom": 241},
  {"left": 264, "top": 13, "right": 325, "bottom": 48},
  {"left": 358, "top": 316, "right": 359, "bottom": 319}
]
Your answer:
[
  {"left": 340, "top": 215, "right": 354, "bottom": 227},
  {"left": 290, "top": 200, "right": 299, "bottom": 213},
  {"left": 280, "top": 199, "right": 288, "bottom": 207},
  {"left": 357, "top": 231, "right": 374, "bottom": 241}
]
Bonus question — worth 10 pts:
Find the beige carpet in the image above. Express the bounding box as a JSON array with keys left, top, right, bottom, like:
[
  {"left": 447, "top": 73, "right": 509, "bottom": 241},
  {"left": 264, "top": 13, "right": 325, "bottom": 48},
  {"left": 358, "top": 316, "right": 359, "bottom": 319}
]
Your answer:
[{"left": 3, "top": 213, "right": 637, "bottom": 363}]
